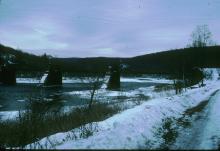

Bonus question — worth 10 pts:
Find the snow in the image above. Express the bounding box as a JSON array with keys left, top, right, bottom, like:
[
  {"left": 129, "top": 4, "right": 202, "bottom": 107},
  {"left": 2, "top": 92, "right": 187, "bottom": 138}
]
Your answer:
[
  {"left": 16, "top": 78, "right": 40, "bottom": 84},
  {"left": 16, "top": 99, "right": 26, "bottom": 102},
  {"left": 0, "top": 106, "right": 84, "bottom": 121},
  {"left": 40, "top": 73, "right": 48, "bottom": 84},
  {"left": 199, "top": 90, "right": 220, "bottom": 149},
  {"left": 62, "top": 78, "right": 84, "bottom": 83},
  {"left": 120, "top": 77, "right": 172, "bottom": 84},
  {"left": 66, "top": 76, "right": 173, "bottom": 101},
  {"left": 63, "top": 75, "right": 173, "bottom": 105},
  {"left": 0, "top": 111, "right": 20, "bottom": 121},
  {"left": 17, "top": 75, "right": 173, "bottom": 84},
  {"left": 26, "top": 69, "right": 220, "bottom": 149},
  {"left": 63, "top": 76, "right": 173, "bottom": 84}
]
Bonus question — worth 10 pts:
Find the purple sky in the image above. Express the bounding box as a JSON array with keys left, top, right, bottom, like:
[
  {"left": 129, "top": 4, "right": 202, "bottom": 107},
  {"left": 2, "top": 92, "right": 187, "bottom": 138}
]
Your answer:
[{"left": 0, "top": 0, "right": 219, "bottom": 57}]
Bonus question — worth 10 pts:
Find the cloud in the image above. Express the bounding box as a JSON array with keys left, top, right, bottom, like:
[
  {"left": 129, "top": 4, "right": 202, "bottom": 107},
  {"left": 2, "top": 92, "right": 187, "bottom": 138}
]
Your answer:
[{"left": 0, "top": 0, "right": 219, "bottom": 57}]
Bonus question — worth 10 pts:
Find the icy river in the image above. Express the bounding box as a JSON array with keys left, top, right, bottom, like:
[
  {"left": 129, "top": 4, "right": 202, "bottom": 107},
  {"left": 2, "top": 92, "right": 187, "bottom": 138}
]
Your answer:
[{"left": 0, "top": 76, "right": 172, "bottom": 112}]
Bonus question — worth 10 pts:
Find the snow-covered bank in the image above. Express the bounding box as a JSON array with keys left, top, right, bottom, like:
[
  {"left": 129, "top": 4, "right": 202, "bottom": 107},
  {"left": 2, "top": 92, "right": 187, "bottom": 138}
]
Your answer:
[
  {"left": 16, "top": 78, "right": 40, "bottom": 84},
  {"left": 120, "top": 77, "right": 172, "bottom": 84},
  {"left": 0, "top": 111, "right": 21, "bottom": 121},
  {"left": 26, "top": 69, "right": 220, "bottom": 149},
  {"left": 17, "top": 76, "right": 173, "bottom": 84},
  {"left": 63, "top": 76, "right": 173, "bottom": 84}
]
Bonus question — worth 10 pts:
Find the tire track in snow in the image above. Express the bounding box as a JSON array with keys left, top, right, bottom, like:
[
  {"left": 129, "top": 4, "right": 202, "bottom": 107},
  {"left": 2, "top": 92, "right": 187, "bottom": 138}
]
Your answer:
[{"left": 169, "top": 89, "right": 220, "bottom": 150}]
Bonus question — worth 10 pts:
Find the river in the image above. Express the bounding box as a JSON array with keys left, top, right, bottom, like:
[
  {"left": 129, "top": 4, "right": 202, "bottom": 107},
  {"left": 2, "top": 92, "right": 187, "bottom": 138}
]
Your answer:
[{"left": 0, "top": 78, "right": 166, "bottom": 111}]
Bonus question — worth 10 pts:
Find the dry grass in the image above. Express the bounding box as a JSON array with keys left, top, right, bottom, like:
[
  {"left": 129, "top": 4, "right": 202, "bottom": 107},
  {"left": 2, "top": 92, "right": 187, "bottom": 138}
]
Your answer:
[
  {"left": 154, "top": 84, "right": 174, "bottom": 92},
  {"left": 0, "top": 100, "right": 119, "bottom": 148}
]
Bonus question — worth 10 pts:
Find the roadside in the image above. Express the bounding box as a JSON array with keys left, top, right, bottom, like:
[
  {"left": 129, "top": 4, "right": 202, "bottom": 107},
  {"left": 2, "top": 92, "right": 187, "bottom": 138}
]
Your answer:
[
  {"left": 26, "top": 69, "right": 220, "bottom": 149},
  {"left": 156, "top": 90, "right": 220, "bottom": 150}
]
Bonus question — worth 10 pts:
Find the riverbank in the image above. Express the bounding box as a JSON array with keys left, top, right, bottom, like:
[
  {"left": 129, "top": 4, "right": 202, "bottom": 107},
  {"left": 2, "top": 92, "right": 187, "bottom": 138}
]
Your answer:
[{"left": 26, "top": 69, "right": 220, "bottom": 149}]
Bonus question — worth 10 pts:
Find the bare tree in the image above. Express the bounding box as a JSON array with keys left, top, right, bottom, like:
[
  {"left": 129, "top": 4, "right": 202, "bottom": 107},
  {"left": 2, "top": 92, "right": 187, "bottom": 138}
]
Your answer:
[
  {"left": 80, "top": 73, "right": 106, "bottom": 109},
  {"left": 189, "top": 24, "right": 215, "bottom": 48}
]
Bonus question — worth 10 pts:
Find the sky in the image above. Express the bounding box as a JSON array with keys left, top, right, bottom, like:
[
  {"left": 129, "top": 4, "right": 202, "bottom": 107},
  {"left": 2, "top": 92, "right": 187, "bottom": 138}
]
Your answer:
[{"left": 0, "top": 0, "right": 219, "bottom": 58}]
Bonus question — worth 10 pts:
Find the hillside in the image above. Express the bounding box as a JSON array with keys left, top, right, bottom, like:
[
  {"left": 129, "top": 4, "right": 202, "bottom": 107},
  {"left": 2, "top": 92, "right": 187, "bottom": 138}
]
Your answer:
[
  {"left": 0, "top": 44, "right": 50, "bottom": 72},
  {"left": 124, "top": 46, "right": 220, "bottom": 74},
  {"left": 1, "top": 44, "right": 220, "bottom": 75},
  {"left": 51, "top": 46, "right": 220, "bottom": 75}
]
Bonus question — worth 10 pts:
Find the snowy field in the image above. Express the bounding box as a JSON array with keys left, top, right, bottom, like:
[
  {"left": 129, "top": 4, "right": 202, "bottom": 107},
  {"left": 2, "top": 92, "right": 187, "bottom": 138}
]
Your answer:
[{"left": 25, "top": 69, "right": 220, "bottom": 150}]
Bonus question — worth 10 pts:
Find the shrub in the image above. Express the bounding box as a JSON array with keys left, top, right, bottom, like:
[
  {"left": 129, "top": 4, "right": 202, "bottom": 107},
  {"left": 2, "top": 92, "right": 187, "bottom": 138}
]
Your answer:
[{"left": 0, "top": 100, "right": 119, "bottom": 148}]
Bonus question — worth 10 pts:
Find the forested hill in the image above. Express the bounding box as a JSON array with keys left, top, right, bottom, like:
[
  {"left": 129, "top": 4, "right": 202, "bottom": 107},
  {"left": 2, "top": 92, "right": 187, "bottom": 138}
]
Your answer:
[
  {"left": 51, "top": 46, "right": 220, "bottom": 74},
  {"left": 1, "top": 44, "right": 220, "bottom": 74},
  {"left": 124, "top": 46, "right": 220, "bottom": 74},
  {"left": 0, "top": 44, "right": 50, "bottom": 72}
]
